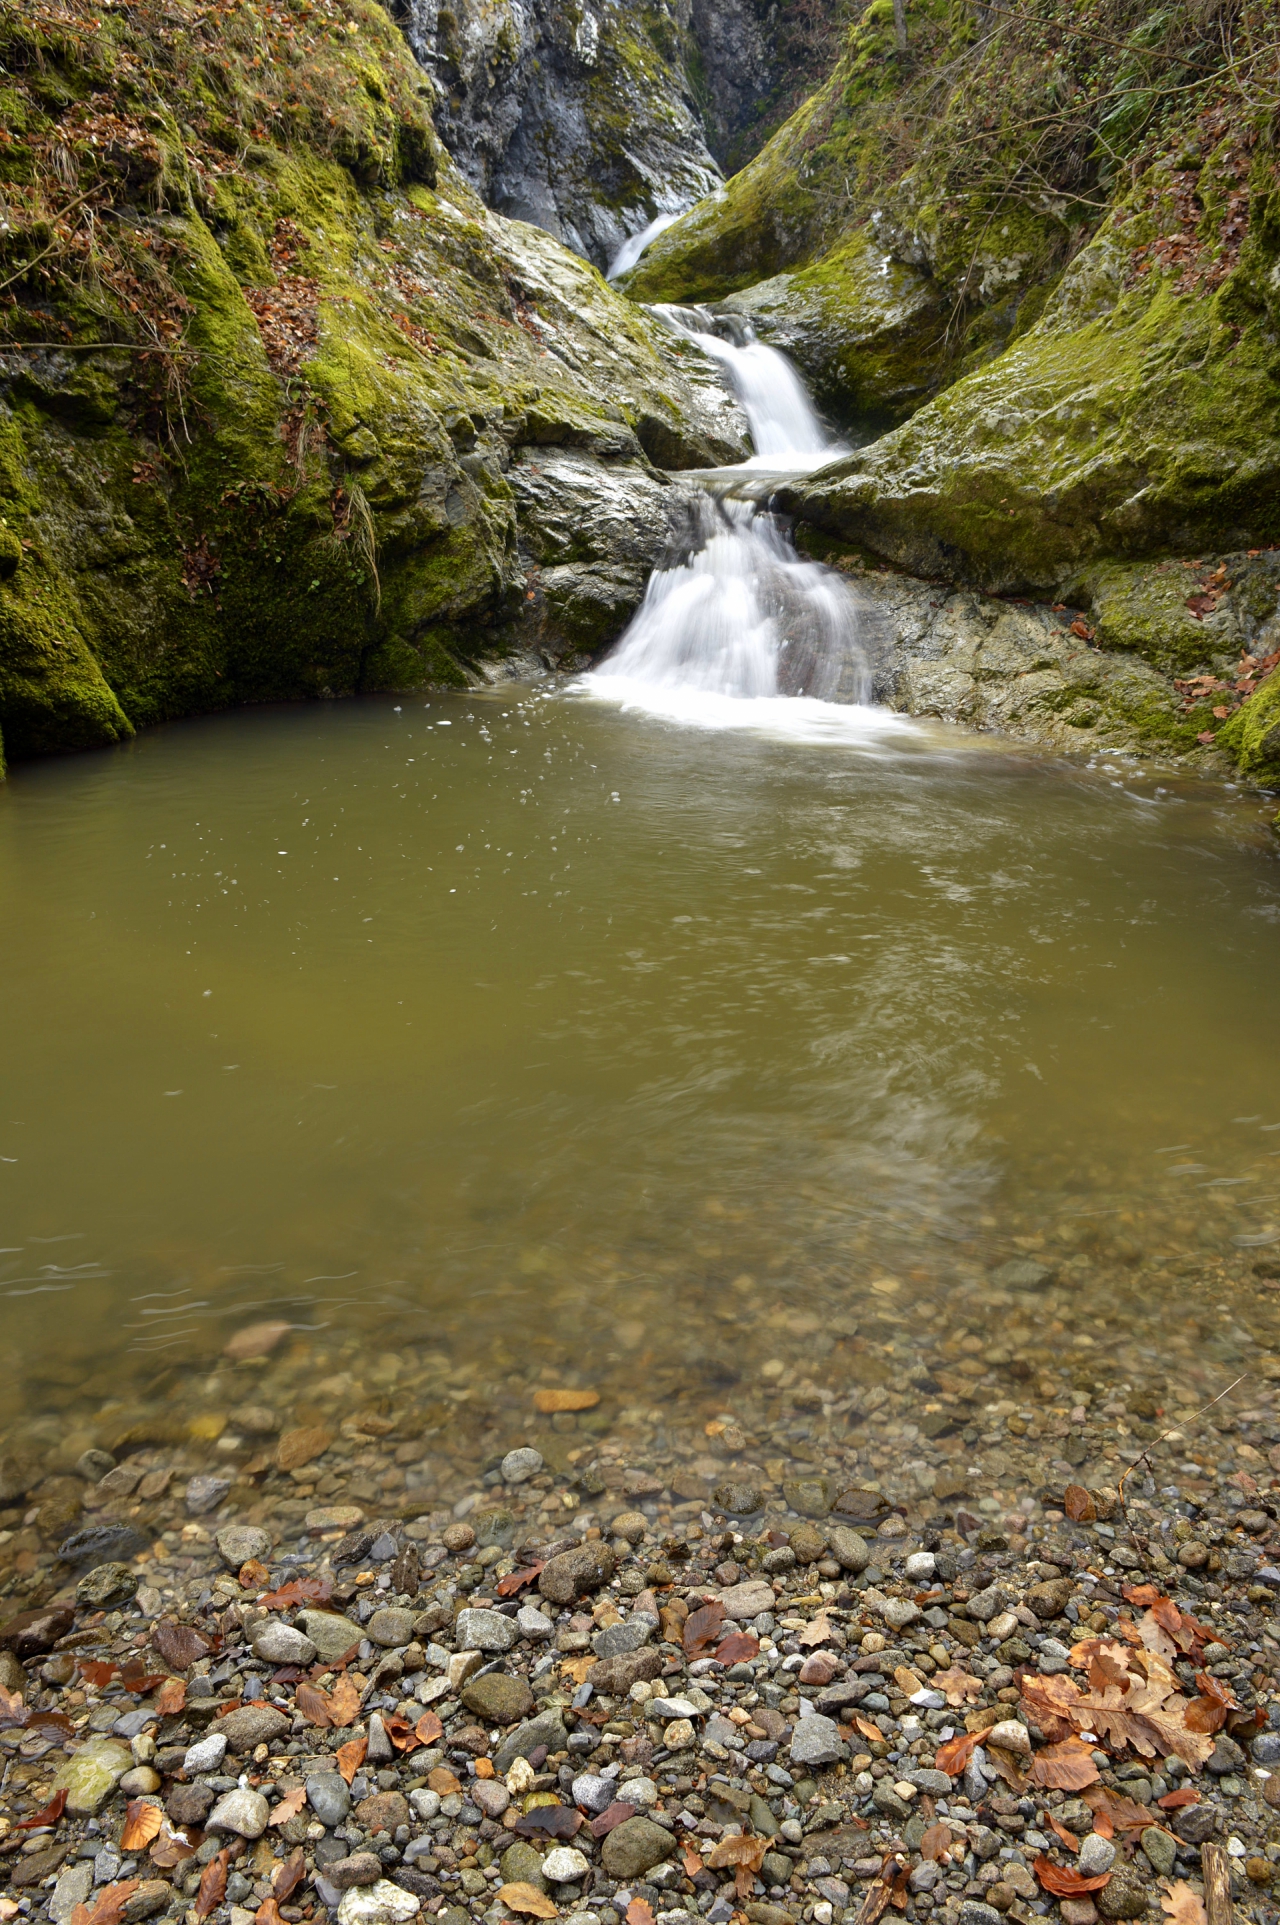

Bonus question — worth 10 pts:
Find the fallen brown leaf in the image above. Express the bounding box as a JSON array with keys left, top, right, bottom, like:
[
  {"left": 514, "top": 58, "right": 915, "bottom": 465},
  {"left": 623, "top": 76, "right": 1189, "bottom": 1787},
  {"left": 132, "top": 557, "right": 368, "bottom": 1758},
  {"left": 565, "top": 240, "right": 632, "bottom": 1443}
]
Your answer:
[
  {"left": 1029, "top": 1737, "right": 1100, "bottom": 1791},
  {"left": 428, "top": 1766, "right": 461, "bottom": 1795},
  {"left": 1046, "top": 1813, "right": 1082, "bottom": 1853},
  {"left": 196, "top": 1851, "right": 228, "bottom": 1920},
  {"left": 294, "top": 1681, "right": 332, "bottom": 1728},
  {"left": 797, "top": 1612, "right": 833, "bottom": 1649},
  {"left": 1033, "top": 1857, "right": 1112, "bottom": 1896},
  {"left": 152, "top": 1621, "right": 211, "bottom": 1671},
  {"left": 498, "top": 1882, "right": 558, "bottom": 1918},
  {"left": 149, "top": 1822, "right": 196, "bottom": 1869},
  {"left": 934, "top": 1730, "right": 981, "bottom": 1777},
  {"left": 1159, "top": 1880, "right": 1208, "bottom": 1925},
  {"left": 919, "top": 1822, "right": 953, "bottom": 1863},
  {"left": 327, "top": 1674, "right": 361, "bottom": 1727},
  {"left": 120, "top": 1801, "right": 164, "bottom": 1851},
  {"left": 1064, "top": 1485, "right": 1097, "bottom": 1523},
  {"left": 16, "top": 1789, "right": 67, "bottom": 1830},
  {"left": 256, "top": 1901, "right": 286, "bottom": 1925},
  {"left": 335, "top": 1738, "right": 366, "bottom": 1784},
  {"left": 625, "top": 1902, "right": 654, "bottom": 1925},
  {"left": 70, "top": 1882, "right": 140, "bottom": 1925},
  {"left": 270, "top": 1787, "right": 307, "bottom": 1826},
  {"left": 932, "top": 1666, "right": 982, "bottom": 1707},
  {"left": 681, "top": 1845, "right": 703, "bottom": 1879},
  {"left": 714, "top": 1632, "right": 760, "bottom": 1664},
  {"left": 275, "top": 1426, "right": 332, "bottom": 1472},
  {"left": 497, "top": 1564, "right": 545, "bottom": 1597},
  {"left": 256, "top": 1576, "right": 332, "bottom": 1612},
  {"left": 273, "top": 1848, "right": 306, "bottom": 1903},
  {"left": 415, "top": 1712, "right": 443, "bottom": 1745},
  {"left": 152, "top": 1677, "right": 186, "bottom": 1717},
  {"left": 683, "top": 1602, "right": 726, "bottom": 1657}
]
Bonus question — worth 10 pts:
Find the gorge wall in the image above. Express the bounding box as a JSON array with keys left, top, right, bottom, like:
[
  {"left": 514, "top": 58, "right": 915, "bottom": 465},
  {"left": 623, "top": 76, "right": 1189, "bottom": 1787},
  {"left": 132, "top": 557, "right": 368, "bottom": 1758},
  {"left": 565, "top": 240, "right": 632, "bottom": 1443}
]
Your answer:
[{"left": 1, "top": 0, "right": 1279, "bottom": 787}]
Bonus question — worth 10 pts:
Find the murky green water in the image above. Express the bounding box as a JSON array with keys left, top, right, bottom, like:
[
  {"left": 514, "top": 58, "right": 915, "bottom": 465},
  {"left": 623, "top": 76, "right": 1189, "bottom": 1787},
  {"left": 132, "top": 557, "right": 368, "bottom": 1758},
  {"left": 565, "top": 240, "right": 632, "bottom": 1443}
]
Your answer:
[{"left": 3, "top": 689, "right": 1280, "bottom": 1429}]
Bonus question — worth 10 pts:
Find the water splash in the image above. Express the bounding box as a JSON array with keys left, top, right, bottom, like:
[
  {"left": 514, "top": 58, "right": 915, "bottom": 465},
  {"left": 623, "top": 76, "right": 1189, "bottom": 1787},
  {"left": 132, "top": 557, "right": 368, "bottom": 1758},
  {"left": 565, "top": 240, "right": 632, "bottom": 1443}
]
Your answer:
[{"left": 650, "top": 303, "right": 844, "bottom": 471}]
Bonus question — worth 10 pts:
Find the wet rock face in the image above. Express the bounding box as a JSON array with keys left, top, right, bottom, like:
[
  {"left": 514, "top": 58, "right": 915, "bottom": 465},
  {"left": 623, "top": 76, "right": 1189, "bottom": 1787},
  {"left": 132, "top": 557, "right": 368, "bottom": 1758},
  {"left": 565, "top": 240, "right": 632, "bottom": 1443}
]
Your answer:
[{"left": 389, "top": 0, "right": 721, "bottom": 271}]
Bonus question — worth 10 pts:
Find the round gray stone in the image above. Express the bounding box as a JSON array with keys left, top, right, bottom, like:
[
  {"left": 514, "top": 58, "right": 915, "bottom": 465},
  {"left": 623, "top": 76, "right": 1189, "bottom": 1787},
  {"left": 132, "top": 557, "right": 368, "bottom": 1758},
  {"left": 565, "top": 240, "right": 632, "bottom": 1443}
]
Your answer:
[
  {"left": 251, "top": 1620, "right": 317, "bottom": 1666},
  {"left": 207, "top": 1787, "right": 271, "bottom": 1839},
  {"left": 307, "top": 1774, "right": 352, "bottom": 1828},
  {"left": 501, "top": 1448, "right": 544, "bottom": 1484},
  {"left": 215, "top": 1525, "right": 271, "bottom": 1571}
]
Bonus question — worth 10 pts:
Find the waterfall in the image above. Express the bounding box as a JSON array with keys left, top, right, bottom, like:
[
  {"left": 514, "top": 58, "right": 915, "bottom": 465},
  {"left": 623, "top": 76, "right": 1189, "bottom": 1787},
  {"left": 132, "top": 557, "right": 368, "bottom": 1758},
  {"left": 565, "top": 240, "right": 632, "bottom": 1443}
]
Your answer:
[
  {"left": 606, "top": 212, "right": 684, "bottom": 280},
  {"left": 585, "top": 304, "right": 909, "bottom": 737}
]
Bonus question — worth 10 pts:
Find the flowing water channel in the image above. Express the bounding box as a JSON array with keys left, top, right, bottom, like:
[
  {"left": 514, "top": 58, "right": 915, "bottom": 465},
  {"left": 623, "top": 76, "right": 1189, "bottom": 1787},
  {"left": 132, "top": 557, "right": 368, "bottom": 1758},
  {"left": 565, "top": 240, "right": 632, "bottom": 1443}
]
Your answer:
[{"left": 2, "top": 312, "right": 1280, "bottom": 1532}]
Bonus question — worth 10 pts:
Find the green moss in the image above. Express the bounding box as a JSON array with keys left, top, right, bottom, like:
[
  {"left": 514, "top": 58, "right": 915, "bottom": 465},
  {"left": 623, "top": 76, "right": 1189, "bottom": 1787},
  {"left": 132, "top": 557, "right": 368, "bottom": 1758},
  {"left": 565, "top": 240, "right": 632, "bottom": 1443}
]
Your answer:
[
  {"left": 1218, "top": 673, "right": 1280, "bottom": 785},
  {"left": 0, "top": 559, "right": 134, "bottom": 758}
]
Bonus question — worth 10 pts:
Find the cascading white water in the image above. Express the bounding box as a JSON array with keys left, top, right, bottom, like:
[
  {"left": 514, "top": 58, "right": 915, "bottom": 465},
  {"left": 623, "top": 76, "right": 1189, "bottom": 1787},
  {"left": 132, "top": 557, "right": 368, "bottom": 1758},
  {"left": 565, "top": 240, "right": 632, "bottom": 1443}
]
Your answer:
[
  {"left": 586, "top": 304, "right": 912, "bottom": 739},
  {"left": 606, "top": 212, "right": 684, "bottom": 281}
]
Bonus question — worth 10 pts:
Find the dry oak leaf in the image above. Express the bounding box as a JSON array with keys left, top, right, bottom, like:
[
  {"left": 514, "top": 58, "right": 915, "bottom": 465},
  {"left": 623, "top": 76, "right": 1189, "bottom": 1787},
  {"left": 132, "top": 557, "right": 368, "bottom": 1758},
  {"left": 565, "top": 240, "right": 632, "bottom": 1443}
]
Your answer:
[
  {"left": 415, "top": 1711, "right": 444, "bottom": 1745},
  {"left": 1032, "top": 1858, "right": 1112, "bottom": 1897},
  {"left": 560, "top": 1656, "right": 596, "bottom": 1687},
  {"left": 270, "top": 1787, "right": 307, "bottom": 1826},
  {"left": 152, "top": 1620, "right": 211, "bottom": 1670},
  {"left": 797, "top": 1613, "right": 834, "bottom": 1649},
  {"left": 625, "top": 1902, "right": 655, "bottom": 1925},
  {"left": 120, "top": 1800, "right": 164, "bottom": 1851},
  {"left": 1083, "top": 1787, "right": 1160, "bottom": 1834},
  {"left": 497, "top": 1564, "right": 545, "bottom": 1597},
  {"left": 932, "top": 1666, "right": 983, "bottom": 1707},
  {"left": 533, "top": 1388, "right": 599, "bottom": 1413},
  {"left": 919, "top": 1822, "right": 954, "bottom": 1863},
  {"left": 196, "top": 1851, "right": 229, "bottom": 1921},
  {"left": 498, "top": 1883, "right": 558, "bottom": 1919},
  {"left": 335, "top": 1737, "right": 366, "bottom": 1784},
  {"left": 326, "top": 1674, "right": 361, "bottom": 1727},
  {"left": 257, "top": 1576, "right": 331, "bottom": 1612},
  {"left": 70, "top": 1882, "right": 140, "bottom": 1925},
  {"left": 428, "top": 1766, "right": 462, "bottom": 1795},
  {"left": 1159, "top": 1880, "right": 1208, "bottom": 1925},
  {"left": 1029, "top": 1737, "right": 1100, "bottom": 1791},
  {"left": 935, "top": 1731, "right": 982, "bottom": 1777}
]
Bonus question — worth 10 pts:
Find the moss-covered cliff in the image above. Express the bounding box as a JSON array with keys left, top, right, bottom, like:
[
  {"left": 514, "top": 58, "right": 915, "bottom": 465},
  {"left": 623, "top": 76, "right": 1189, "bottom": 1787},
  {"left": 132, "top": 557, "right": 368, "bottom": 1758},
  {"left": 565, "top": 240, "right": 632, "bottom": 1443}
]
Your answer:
[{"left": 0, "top": 0, "right": 747, "bottom": 766}]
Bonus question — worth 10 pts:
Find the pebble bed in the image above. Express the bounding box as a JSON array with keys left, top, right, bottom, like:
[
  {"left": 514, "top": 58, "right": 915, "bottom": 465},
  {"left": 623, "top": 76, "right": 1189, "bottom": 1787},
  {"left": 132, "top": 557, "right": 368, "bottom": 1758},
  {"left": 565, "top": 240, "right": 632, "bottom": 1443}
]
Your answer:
[{"left": 3, "top": 1245, "right": 1280, "bottom": 1925}]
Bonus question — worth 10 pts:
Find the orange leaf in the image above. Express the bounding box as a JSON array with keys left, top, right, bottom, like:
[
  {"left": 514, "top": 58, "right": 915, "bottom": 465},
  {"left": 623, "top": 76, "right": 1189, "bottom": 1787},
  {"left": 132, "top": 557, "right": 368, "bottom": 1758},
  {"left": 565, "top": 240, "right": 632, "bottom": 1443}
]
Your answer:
[
  {"left": 920, "top": 1822, "right": 953, "bottom": 1863},
  {"left": 78, "top": 1660, "right": 118, "bottom": 1689},
  {"left": 1047, "top": 1813, "right": 1082, "bottom": 1853},
  {"left": 1029, "top": 1738, "right": 1100, "bottom": 1791},
  {"left": 681, "top": 1845, "right": 703, "bottom": 1879},
  {"left": 428, "top": 1766, "right": 462, "bottom": 1795},
  {"left": 152, "top": 1677, "right": 186, "bottom": 1717},
  {"left": 1160, "top": 1879, "right": 1209, "bottom": 1925},
  {"left": 327, "top": 1674, "right": 361, "bottom": 1727},
  {"left": 498, "top": 1882, "right": 558, "bottom": 1918},
  {"left": 70, "top": 1881, "right": 141, "bottom": 1925},
  {"left": 335, "top": 1738, "right": 366, "bottom": 1784},
  {"left": 1184, "top": 1697, "right": 1226, "bottom": 1735},
  {"left": 707, "top": 1837, "right": 766, "bottom": 1873},
  {"left": 382, "top": 1714, "right": 421, "bottom": 1752},
  {"left": 935, "top": 1730, "right": 980, "bottom": 1777},
  {"left": 1064, "top": 1485, "right": 1096, "bottom": 1523},
  {"left": 1159, "top": 1788, "right": 1200, "bottom": 1810},
  {"left": 683, "top": 1603, "right": 726, "bottom": 1658},
  {"left": 415, "top": 1711, "right": 444, "bottom": 1745},
  {"left": 1033, "top": 1858, "right": 1112, "bottom": 1896},
  {"left": 16, "top": 1789, "right": 67, "bottom": 1830},
  {"left": 497, "top": 1564, "right": 545, "bottom": 1597},
  {"left": 270, "top": 1787, "right": 307, "bottom": 1826},
  {"left": 120, "top": 1801, "right": 164, "bottom": 1851},
  {"left": 256, "top": 1902, "right": 286, "bottom": 1925},
  {"left": 932, "top": 1666, "right": 982, "bottom": 1707},
  {"left": 294, "top": 1681, "right": 332, "bottom": 1727},
  {"left": 239, "top": 1559, "right": 271, "bottom": 1589},
  {"left": 855, "top": 1715, "right": 883, "bottom": 1744},
  {"left": 1093, "top": 1812, "right": 1115, "bottom": 1841},
  {"left": 257, "top": 1577, "right": 332, "bottom": 1612},
  {"left": 714, "top": 1633, "right": 760, "bottom": 1664},
  {"left": 626, "top": 1902, "right": 655, "bottom": 1925},
  {"left": 196, "top": 1852, "right": 228, "bottom": 1921}
]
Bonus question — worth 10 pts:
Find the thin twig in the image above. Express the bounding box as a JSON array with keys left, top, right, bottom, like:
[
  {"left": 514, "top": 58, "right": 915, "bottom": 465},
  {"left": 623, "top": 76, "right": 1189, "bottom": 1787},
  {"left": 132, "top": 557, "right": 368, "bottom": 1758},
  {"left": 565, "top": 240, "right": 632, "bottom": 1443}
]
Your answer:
[
  {"left": 1117, "top": 1373, "right": 1249, "bottom": 1509},
  {"left": 0, "top": 340, "right": 195, "bottom": 353},
  {"left": 976, "top": 2, "right": 1206, "bottom": 69}
]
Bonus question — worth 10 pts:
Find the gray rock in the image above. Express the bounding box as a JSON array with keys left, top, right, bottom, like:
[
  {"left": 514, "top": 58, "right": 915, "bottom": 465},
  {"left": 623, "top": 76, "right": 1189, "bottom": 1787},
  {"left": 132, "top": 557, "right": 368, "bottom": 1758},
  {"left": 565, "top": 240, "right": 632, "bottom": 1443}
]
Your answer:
[
  {"left": 906, "top": 1768, "right": 951, "bottom": 1798},
  {"left": 789, "top": 1715, "right": 845, "bottom": 1769},
  {"left": 600, "top": 1816, "right": 677, "bottom": 1881},
  {"left": 185, "top": 1474, "right": 232, "bottom": 1515},
  {"left": 183, "top": 1733, "right": 228, "bottom": 1775},
  {"left": 827, "top": 1527, "right": 870, "bottom": 1573},
  {"left": 716, "top": 1580, "right": 776, "bottom": 1620},
  {"left": 967, "top": 1586, "right": 1009, "bottom": 1624},
  {"left": 593, "top": 1615, "right": 655, "bottom": 1659},
  {"left": 251, "top": 1620, "right": 317, "bottom": 1666},
  {"left": 49, "top": 1863, "right": 94, "bottom": 1924},
  {"left": 494, "top": 1709, "right": 570, "bottom": 1775},
  {"left": 712, "top": 1483, "right": 763, "bottom": 1515},
  {"left": 366, "top": 1607, "right": 416, "bottom": 1649},
  {"left": 571, "top": 1773, "right": 616, "bottom": 1815},
  {"left": 455, "top": 1607, "right": 518, "bottom": 1653},
  {"left": 307, "top": 1774, "right": 352, "bottom": 1828},
  {"left": 501, "top": 1448, "right": 544, "bottom": 1484},
  {"left": 1172, "top": 1803, "right": 1220, "bottom": 1844},
  {"left": 218, "top": 1705, "right": 291, "bottom": 1752},
  {"left": 58, "top": 1524, "right": 148, "bottom": 1570},
  {"left": 76, "top": 1562, "right": 139, "bottom": 1609},
  {"left": 1253, "top": 1732, "right": 1280, "bottom": 1764},
  {"left": 215, "top": 1525, "right": 271, "bottom": 1571},
  {"left": 1077, "top": 1835, "right": 1116, "bottom": 1877},
  {"left": 879, "top": 1597, "right": 920, "bottom": 1630},
  {"left": 366, "top": 1713, "right": 395, "bottom": 1765},
  {"left": 1140, "top": 1828, "right": 1177, "bottom": 1878},
  {"left": 872, "top": 1782, "right": 912, "bottom": 1820},
  {"left": 517, "top": 1604, "right": 554, "bottom": 1640},
  {"left": 207, "top": 1787, "right": 271, "bottom": 1839},
  {"left": 990, "top": 1258, "right": 1055, "bottom": 1290},
  {"left": 298, "top": 1610, "right": 363, "bottom": 1663},
  {"left": 958, "top": 1905, "right": 1002, "bottom": 1925},
  {"left": 538, "top": 1542, "right": 615, "bottom": 1604}
]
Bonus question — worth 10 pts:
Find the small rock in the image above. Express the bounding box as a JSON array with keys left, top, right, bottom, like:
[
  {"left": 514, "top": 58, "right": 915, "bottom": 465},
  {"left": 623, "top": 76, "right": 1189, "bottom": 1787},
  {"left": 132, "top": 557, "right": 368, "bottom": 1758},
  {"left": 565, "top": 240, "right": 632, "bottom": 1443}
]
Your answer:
[
  {"left": 52, "top": 1737, "right": 133, "bottom": 1815},
  {"left": 224, "top": 1320, "right": 291, "bottom": 1361},
  {"left": 538, "top": 1542, "right": 616, "bottom": 1604},
  {"left": 167, "top": 1783, "right": 215, "bottom": 1827},
  {"left": 904, "top": 1551, "right": 936, "bottom": 1581},
  {"left": 1060, "top": 1904, "right": 1098, "bottom": 1925},
  {"left": 306, "top": 1775, "right": 352, "bottom": 1828},
  {"left": 218, "top": 1705, "right": 291, "bottom": 1752},
  {"left": 594, "top": 1616, "right": 655, "bottom": 1659},
  {"left": 305, "top": 1506, "right": 364, "bottom": 1535},
  {"left": 716, "top": 1579, "right": 776, "bottom": 1619},
  {"left": 366, "top": 1606, "right": 415, "bottom": 1648},
  {"left": 879, "top": 1597, "right": 920, "bottom": 1630},
  {"left": 251, "top": 1620, "right": 317, "bottom": 1666},
  {"left": 782, "top": 1478, "right": 831, "bottom": 1517},
  {"left": 208, "top": 1788, "right": 271, "bottom": 1839},
  {"left": 968, "top": 1586, "right": 1009, "bottom": 1624},
  {"left": 123, "top": 1881, "right": 170, "bottom": 1923},
  {"left": 336, "top": 1879, "right": 421, "bottom": 1925},
  {"left": 118, "top": 1766, "right": 161, "bottom": 1796},
  {"left": 1172, "top": 1803, "right": 1219, "bottom": 1845},
  {"left": 1252, "top": 1732, "right": 1280, "bottom": 1765},
  {"left": 986, "top": 1720, "right": 1031, "bottom": 1757},
  {"left": 76, "top": 1562, "right": 139, "bottom": 1609},
  {"left": 50, "top": 1863, "right": 95, "bottom": 1925},
  {"left": 1095, "top": 1867, "right": 1149, "bottom": 1920},
  {"left": 542, "top": 1848, "right": 590, "bottom": 1884},
  {"left": 471, "top": 1779, "right": 510, "bottom": 1819},
  {"left": 571, "top": 1773, "right": 616, "bottom": 1814},
  {"left": 516, "top": 1604, "right": 554, "bottom": 1640},
  {"left": 664, "top": 1718, "right": 695, "bottom": 1749},
  {"left": 356, "top": 1792, "right": 411, "bottom": 1835},
  {"left": 326, "top": 1855, "right": 384, "bottom": 1890},
  {"left": 611, "top": 1510, "right": 648, "bottom": 1544},
  {"left": 1140, "top": 1829, "right": 1176, "bottom": 1878},
  {"left": 827, "top": 1526, "right": 870, "bottom": 1573},
  {"left": 298, "top": 1609, "right": 363, "bottom": 1662},
  {"left": 185, "top": 1474, "right": 232, "bottom": 1515},
  {"left": 1077, "top": 1835, "right": 1115, "bottom": 1877},
  {"left": 601, "top": 1816, "right": 678, "bottom": 1880},
  {"left": 501, "top": 1843, "right": 547, "bottom": 1892},
  {"left": 958, "top": 1905, "right": 1002, "bottom": 1925},
  {"left": 493, "top": 1708, "right": 570, "bottom": 1775},
  {"left": 442, "top": 1522, "right": 475, "bottom": 1553},
  {"left": 501, "top": 1448, "right": 544, "bottom": 1484},
  {"left": 712, "top": 1482, "right": 763, "bottom": 1515},
  {"left": 184, "top": 1732, "right": 229, "bottom": 1775},
  {"left": 455, "top": 1606, "right": 518, "bottom": 1653},
  {"left": 789, "top": 1523, "right": 827, "bottom": 1564},
  {"left": 215, "top": 1525, "right": 271, "bottom": 1571},
  {"left": 790, "top": 1714, "right": 845, "bottom": 1769},
  {"left": 990, "top": 1258, "right": 1055, "bottom": 1290},
  {"left": 460, "top": 1672, "right": 536, "bottom": 1723}
]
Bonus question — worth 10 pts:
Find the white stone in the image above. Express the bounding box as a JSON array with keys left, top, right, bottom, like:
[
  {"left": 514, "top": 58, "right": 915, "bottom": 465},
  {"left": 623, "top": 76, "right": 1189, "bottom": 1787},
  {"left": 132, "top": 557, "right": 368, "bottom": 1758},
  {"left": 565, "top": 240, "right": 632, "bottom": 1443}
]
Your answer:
[
  {"left": 904, "top": 1552, "right": 936, "bottom": 1581},
  {"left": 1077, "top": 1834, "right": 1116, "bottom": 1877},
  {"left": 649, "top": 1697, "right": 698, "bottom": 1720},
  {"left": 542, "top": 1848, "right": 590, "bottom": 1884},
  {"left": 516, "top": 1604, "right": 554, "bottom": 1641},
  {"left": 454, "top": 1609, "right": 517, "bottom": 1653},
  {"left": 408, "top": 1789, "right": 441, "bottom": 1823},
  {"left": 986, "top": 1611, "right": 1020, "bottom": 1642},
  {"left": 337, "top": 1880, "right": 421, "bottom": 1925},
  {"left": 663, "top": 1719, "right": 695, "bottom": 1750},
  {"left": 985, "top": 1719, "right": 1031, "bottom": 1757},
  {"left": 207, "top": 1787, "right": 271, "bottom": 1838},
  {"left": 251, "top": 1620, "right": 317, "bottom": 1666},
  {"left": 184, "top": 1732, "right": 228, "bottom": 1775},
  {"left": 502, "top": 1448, "right": 544, "bottom": 1484}
]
